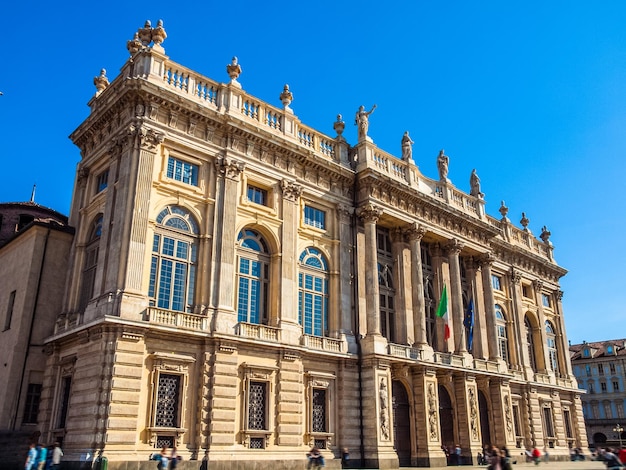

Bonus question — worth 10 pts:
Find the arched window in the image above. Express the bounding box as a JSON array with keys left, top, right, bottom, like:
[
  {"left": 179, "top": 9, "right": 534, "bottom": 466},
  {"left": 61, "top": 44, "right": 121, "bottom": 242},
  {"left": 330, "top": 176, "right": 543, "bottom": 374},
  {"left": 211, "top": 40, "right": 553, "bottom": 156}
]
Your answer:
[
  {"left": 377, "top": 228, "right": 395, "bottom": 343},
  {"left": 546, "top": 320, "right": 559, "bottom": 373},
  {"left": 524, "top": 315, "right": 537, "bottom": 371},
  {"left": 298, "top": 247, "right": 329, "bottom": 336},
  {"left": 149, "top": 206, "right": 198, "bottom": 312},
  {"left": 236, "top": 229, "right": 269, "bottom": 324},
  {"left": 495, "top": 304, "right": 509, "bottom": 365},
  {"left": 79, "top": 215, "right": 103, "bottom": 310}
]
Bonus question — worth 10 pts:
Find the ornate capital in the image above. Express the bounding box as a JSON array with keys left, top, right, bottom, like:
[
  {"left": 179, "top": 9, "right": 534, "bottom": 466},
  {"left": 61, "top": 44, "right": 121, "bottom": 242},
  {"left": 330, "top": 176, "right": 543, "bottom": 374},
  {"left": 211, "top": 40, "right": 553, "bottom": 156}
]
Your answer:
[
  {"left": 445, "top": 238, "right": 464, "bottom": 255},
  {"left": 477, "top": 252, "right": 495, "bottom": 268},
  {"left": 532, "top": 279, "right": 544, "bottom": 290},
  {"left": 216, "top": 156, "right": 245, "bottom": 180},
  {"left": 389, "top": 228, "right": 405, "bottom": 244},
  {"left": 128, "top": 123, "right": 164, "bottom": 150},
  {"left": 557, "top": 290, "right": 564, "bottom": 300},
  {"left": 404, "top": 222, "right": 426, "bottom": 242},
  {"left": 510, "top": 268, "right": 522, "bottom": 285},
  {"left": 280, "top": 179, "right": 302, "bottom": 202},
  {"left": 336, "top": 203, "right": 354, "bottom": 222},
  {"left": 356, "top": 203, "right": 382, "bottom": 224}
]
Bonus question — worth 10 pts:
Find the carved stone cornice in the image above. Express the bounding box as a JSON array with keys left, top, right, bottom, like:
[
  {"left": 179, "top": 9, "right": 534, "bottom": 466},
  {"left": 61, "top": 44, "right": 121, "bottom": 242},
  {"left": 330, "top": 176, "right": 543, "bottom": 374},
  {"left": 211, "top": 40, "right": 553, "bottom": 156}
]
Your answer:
[
  {"left": 215, "top": 156, "right": 245, "bottom": 180},
  {"left": 404, "top": 222, "right": 426, "bottom": 242},
  {"left": 280, "top": 179, "right": 302, "bottom": 202},
  {"left": 356, "top": 203, "right": 382, "bottom": 224}
]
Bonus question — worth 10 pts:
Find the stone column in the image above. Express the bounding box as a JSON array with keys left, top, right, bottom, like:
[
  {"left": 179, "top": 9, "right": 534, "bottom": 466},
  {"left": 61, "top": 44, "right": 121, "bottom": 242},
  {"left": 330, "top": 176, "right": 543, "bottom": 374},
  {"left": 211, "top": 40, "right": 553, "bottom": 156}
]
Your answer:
[
  {"left": 406, "top": 224, "right": 428, "bottom": 348},
  {"left": 212, "top": 156, "right": 244, "bottom": 332},
  {"left": 479, "top": 253, "right": 499, "bottom": 361},
  {"left": 464, "top": 258, "right": 485, "bottom": 360},
  {"left": 554, "top": 290, "right": 574, "bottom": 378},
  {"left": 337, "top": 205, "right": 356, "bottom": 352},
  {"left": 391, "top": 229, "right": 410, "bottom": 344},
  {"left": 507, "top": 269, "right": 525, "bottom": 371},
  {"left": 357, "top": 203, "right": 382, "bottom": 337},
  {"left": 446, "top": 239, "right": 466, "bottom": 354},
  {"left": 533, "top": 280, "right": 551, "bottom": 374},
  {"left": 279, "top": 179, "right": 302, "bottom": 344}
]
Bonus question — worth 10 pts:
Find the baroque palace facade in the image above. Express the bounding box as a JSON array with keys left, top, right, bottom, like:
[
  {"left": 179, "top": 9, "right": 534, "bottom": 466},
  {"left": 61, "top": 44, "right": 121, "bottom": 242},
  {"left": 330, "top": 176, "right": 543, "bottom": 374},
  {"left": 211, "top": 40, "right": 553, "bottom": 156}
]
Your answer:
[{"left": 36, "top": 21, "right": 586, "bottom": 469}]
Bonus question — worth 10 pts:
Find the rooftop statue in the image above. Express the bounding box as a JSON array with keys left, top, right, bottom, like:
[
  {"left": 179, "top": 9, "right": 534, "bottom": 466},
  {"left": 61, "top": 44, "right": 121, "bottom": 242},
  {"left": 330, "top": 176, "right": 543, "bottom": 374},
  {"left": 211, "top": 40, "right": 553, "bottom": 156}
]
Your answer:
[
  {"left": 227, "top": 57, "right": 242, "bottom": 84},
  {"left": 401, "top": 131, "right": 414, "bottom": 162},
  {"left": 437, "top": 149, "right": 449, "bottom": 181},
  {"left": 355, "top": 104, "right": 376, "bottom": 141},
  {"left": 469, "top": 168, "right": 483, "bottom": 198}
]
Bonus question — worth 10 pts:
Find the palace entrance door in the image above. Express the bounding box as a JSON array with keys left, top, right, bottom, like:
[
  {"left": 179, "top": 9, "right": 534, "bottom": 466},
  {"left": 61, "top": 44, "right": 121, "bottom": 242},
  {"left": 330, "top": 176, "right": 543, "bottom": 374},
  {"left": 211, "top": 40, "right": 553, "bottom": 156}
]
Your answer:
[{"left": 392, "top": 380, "right": 411, "bottom": 466}]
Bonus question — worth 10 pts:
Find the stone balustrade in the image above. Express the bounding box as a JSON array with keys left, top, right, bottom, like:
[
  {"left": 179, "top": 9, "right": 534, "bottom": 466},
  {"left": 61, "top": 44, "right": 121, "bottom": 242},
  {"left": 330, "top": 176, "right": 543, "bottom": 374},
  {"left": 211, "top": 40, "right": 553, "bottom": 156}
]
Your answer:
[
  {"left": 388, "top": 343, "right": 422, "bottom": 360},
  {"left": 146, "top": 307, "right": 208, "bottom": 330},
  {"left": 235, "top": 322, "right": 280, "bottom": 342},
  {"left": 301, "top": 334, "right": 346, "bottom": 353}
]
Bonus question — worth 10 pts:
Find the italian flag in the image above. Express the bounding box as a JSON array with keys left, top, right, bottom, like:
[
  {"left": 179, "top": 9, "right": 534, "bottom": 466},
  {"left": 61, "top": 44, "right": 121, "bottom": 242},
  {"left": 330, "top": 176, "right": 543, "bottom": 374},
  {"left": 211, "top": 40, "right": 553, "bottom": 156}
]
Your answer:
[{"left": 436, "top": 284, "right": 450, "bottom": 341}]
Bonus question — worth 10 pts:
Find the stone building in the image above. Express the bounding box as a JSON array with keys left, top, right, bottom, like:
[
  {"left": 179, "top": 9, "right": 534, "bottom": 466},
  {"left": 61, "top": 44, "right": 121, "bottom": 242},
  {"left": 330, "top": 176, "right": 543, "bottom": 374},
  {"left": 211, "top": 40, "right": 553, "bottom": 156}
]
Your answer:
[
  {"left": 36, "top": 20, "right": 587, "bottom": 469},
  {"left": 0, "top": 202, "right": 73, "bottom": 467},
  {"left": 570, "top": 339, "right": 626, "bottom": 449}
]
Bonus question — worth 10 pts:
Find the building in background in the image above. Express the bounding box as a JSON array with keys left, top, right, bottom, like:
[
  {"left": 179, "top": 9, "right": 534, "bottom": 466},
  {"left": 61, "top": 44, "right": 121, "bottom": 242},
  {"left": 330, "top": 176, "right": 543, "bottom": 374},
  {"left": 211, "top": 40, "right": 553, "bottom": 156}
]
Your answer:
[
  {"left": 570, "top": 340, "right": 626, "bottom": 449},
  {"left": 30, "top": 20, "right": 587, "bottom": 469},
  {"left": 0, "top": 202, "right": 73, "bottom": 466}
]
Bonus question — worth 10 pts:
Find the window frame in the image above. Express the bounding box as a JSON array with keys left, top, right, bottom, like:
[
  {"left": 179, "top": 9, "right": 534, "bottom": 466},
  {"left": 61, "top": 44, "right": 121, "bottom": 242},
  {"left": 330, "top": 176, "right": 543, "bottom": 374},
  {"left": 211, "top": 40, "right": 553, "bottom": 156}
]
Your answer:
[
  {"left": 298, "top": 247, "right": 329, "bottom": 337},
  {"left": 147, "top": 352, "right": 194, "bottom": 448},
  {"left": 305, "top": 371, "right": 335, "bottom": 449},
  {"left": 303, "top": 204, "right": 326, "bottom": 230},
  {"left": 236, "top": 229, "right": 270, "bottom": 325},
  {"left": 495, "top": 304, "right": 510, "bottom": 365},
  {"left": 241, "top": 364, "right": 276, "bottom": 449},
  {"left": 247, "top": 184, "right": 268, "bottom": 206},
  {"left": 4, "top": 290, "right": 16, "bottom": 331},
  {"left": 166, "top": 156, "right": 199, "bottom": 187},
  {"left": 22, "top": 383, "right": 42, "bottom": 424}
]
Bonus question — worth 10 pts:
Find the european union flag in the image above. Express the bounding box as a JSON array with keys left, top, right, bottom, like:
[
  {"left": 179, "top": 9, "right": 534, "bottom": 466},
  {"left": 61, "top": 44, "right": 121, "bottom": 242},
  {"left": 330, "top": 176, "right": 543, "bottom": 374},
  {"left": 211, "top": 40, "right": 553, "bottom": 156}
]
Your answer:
[{"left": 464, "top": 298, "right": 474, "bottom": 351}]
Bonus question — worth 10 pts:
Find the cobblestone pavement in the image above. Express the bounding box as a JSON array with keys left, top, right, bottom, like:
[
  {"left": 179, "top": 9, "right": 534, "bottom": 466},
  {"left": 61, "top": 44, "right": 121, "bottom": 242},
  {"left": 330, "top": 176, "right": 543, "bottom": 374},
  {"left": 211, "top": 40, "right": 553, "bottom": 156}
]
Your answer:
[{"left": 410, "top": 461, "right": 608, "bottom": 470}]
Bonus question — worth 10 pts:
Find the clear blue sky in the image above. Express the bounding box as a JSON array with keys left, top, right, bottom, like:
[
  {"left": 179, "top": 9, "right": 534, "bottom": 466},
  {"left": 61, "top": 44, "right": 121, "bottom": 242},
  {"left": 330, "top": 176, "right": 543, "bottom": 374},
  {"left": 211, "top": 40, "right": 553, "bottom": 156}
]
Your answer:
[{"left": 1, "top": 1, "right": 624, "bottom": 344}]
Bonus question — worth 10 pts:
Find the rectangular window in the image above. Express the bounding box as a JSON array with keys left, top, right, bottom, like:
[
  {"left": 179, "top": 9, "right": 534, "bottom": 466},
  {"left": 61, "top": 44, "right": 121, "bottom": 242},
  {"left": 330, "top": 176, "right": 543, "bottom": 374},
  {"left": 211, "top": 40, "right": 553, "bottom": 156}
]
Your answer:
[
  {"left": 312, "top": 388, "right": 327, "bottom": 432},
  {"left": 304, "top": 205, "right": 326, "bottom": 230},
  {"left": 601, "top": 382, "right": 607, "bottom": 393},
  {"left": 614, "top": 381, "right": 620, "bottom": 392},
  {"left": 542, "top": 293, "right": 551, "bottom": 308},
  {"left": 248, "top": 381, "right": 267, "bottom": 430},
  {"left": 512, "top": 405, "right": 522, "bottom": 438},
  {"left": 610, "top": 363, "right": 616, "bottom": 375},
  {"left": 167, "top": 157, "right": 199, "bottom": 186},
  {"left": 4, "top": 290, "right": 16, "bottom": 331},
  {"left": 155, "top": 374, "right": 181, "bottom": 428},
  {"left": 617, "top": 401, "right": 624, "bottom": 419},
  {"left": 563, "top": 409, "right": 573, "bottom": 439},
  {"left": 96, "top": 170, "right": 109, "bottom": 193},
  {"left": 588, "top": 383, "right": 594, "bottom": 394},
  {"left": 604, "top": 402, "right": 612, "bottom": 419},
  {"left": 522, "top": 285, "right": 531, "bottom": 298},
  {"left": 543, "top": 407, "right": 555, "bottom": 438},
  {"left": 22, "top": 383, "right": 42, "bottom": 424},
  {"left": 247, "top": 185, "right": 267, "bottom": 206},
  {"left": 58, "top": 377, "right": 72, "bottom": 428},
  {"left": 491, "top": 274, "right": 502, "bottom": 291},
  {"left": 599, "top": 364, "right": 604, "bottom": 376},
  {"left": 586, "top": 365, "right": 591, "bottom": 377}
]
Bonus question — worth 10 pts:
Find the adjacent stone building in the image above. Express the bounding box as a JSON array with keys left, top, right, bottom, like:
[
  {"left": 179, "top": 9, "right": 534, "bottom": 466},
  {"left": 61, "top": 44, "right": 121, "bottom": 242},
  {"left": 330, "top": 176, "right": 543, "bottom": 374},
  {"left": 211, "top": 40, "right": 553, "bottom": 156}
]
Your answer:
[
  {"left": 570, "top": 339, "right": 626, "bottom": 449},
  {"left": 0, "top": 202, "right": 73, "bottom": 467},
  {"left": 34, "top": 20, "right": 587, "bottom": 469}
]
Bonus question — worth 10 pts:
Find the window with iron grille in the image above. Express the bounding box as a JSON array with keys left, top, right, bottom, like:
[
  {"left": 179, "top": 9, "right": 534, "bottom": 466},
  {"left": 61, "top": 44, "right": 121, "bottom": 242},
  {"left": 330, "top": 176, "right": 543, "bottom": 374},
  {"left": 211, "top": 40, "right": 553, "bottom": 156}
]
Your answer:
[
  {"left": 249, "top": 437, "right": 265, "bottom": 449},
  {"left": 156, "top": 436, "right": 175, "bottom": 449},
  {"left": 312, "top": 388, "right": 327, "bottom": 433},
  {"left": 155, "top": 374, "right": 181, "bottom": 428},
  {"left": 22, "top": 383, "right": 42, "bottom": 424},
  {"left": 542, "top": 407, "right": 555, "bottom": 438},
  {"left": 248, "top": 381, "right": 267, "bottom": 430}
]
